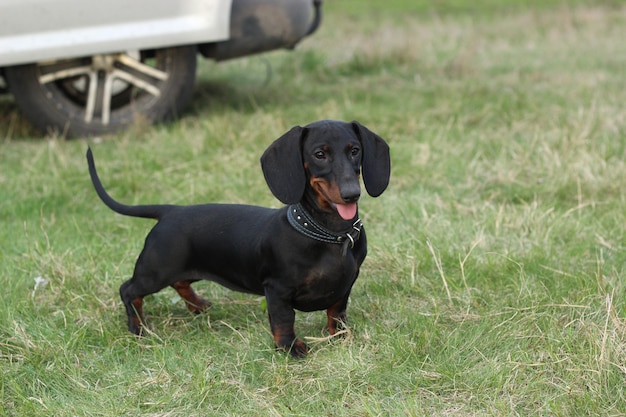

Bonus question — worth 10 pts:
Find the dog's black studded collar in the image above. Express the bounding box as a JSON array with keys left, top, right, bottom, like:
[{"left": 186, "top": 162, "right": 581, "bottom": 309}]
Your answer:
[{"left": 287, "top": 203, "right": 362, "bottom": 254}]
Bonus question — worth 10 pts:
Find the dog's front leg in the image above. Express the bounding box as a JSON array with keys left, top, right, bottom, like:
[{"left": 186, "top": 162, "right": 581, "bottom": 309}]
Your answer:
[
  {"left": 265, "top": 288, "right": 309, "bottom": 358},
  {"left": 326, "top": 295, "right": 349, "bottom": 335}
]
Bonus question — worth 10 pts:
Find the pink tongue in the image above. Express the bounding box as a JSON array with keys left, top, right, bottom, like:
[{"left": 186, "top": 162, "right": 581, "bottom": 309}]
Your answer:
[{"left": 336, "top": 203, "right": 357, "bottom": 220}]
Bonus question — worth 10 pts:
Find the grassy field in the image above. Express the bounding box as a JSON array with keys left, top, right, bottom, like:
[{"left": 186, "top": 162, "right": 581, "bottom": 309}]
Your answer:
[{"left": 2, "top": 0, "right": 626, "bottom": 415}]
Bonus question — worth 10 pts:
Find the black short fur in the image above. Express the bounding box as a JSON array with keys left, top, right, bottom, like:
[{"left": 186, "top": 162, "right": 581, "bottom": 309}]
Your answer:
[{"left": 87, "top": 120, "right": 390, "bottom": 357}]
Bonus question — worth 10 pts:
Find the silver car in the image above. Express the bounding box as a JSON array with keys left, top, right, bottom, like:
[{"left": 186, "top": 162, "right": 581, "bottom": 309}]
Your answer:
[{"left": 0, "top": 0, "right": 322, "bottom": 136}]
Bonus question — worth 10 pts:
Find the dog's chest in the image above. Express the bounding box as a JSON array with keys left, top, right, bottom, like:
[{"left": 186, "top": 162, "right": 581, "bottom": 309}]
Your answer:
[{"left": 290, "top": 250, "right": 360, "bottom": 310}]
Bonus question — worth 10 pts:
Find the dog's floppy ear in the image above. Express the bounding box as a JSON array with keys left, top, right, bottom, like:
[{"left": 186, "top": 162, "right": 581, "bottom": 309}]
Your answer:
[
  {"left": 260, "top": 126, "right": 307, "bottom": 204},
  {"left": 351, "top": 121, "right": 390, "bottom": 197}
]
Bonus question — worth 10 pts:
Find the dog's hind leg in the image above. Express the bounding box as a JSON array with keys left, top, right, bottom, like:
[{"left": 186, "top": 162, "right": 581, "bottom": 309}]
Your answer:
[
  {"left": 171, "top": 280, "right": 211, "bottom": 314},
  {"left": 120, "top": 280, "right": 148, "bottom": 335}
]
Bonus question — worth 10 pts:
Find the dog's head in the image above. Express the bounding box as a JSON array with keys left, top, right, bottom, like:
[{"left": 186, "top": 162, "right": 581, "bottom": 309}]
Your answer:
[{"left": 261, "top": 120, "right": 390, "bottom": 220}]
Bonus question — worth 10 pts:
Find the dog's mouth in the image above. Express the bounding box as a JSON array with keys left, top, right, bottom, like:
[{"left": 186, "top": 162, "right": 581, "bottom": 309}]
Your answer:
[
  {"left": 333, "top": 202, "right": 358, "bottom": 221},
  {"left": 310, "top": 178, "right": 360, "bottom": 220}
]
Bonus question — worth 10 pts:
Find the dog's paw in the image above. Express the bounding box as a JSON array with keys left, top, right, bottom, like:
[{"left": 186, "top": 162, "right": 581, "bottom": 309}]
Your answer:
[
  {"left": 276, "top": 338, "right": 310, "bottom": 358},
  {"left": 186, "top": 299, "right": 212, "bottom": 315},
  {"left": 128, "top": 318, "right": 144, "bottom": 336},
  {"left": 289, "top": 339, "right": 310, "bottom": 358}
]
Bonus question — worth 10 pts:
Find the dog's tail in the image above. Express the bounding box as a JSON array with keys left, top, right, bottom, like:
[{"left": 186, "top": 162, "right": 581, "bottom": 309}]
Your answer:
[{"left": 86, "top": 148, "right": 169, "bottom": 220}]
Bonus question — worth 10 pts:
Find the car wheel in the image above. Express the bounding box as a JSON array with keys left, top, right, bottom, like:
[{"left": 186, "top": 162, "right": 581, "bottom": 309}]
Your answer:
[{"left": 4, "top": 46, "right": 197, "bottom": 137}]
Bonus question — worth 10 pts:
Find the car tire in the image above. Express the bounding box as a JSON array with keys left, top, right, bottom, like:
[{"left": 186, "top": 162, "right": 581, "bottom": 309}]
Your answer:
[{"left": 4, "top": 46, "right": 197, "bottom": 137}]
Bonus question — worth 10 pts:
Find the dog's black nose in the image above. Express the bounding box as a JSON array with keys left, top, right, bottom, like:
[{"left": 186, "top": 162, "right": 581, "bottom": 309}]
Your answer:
[{"left": 341, "top": 190, "right": 361, "bottom": 203}]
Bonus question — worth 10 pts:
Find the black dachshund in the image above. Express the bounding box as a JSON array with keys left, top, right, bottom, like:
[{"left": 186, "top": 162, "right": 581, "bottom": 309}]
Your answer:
[{"left": 87, "top": 120, "right": 390, "bottom": 357}]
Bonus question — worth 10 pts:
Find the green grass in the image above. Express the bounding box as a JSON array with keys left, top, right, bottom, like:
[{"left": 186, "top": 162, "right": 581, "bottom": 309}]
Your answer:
[{"left": 2, "top": 1, "right": 626, "bottom": 415}]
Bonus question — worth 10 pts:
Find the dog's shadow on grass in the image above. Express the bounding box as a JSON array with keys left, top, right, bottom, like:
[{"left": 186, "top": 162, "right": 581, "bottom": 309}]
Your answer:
[{"left": 155, "top": 289, "right": 265, "bottom": 325}]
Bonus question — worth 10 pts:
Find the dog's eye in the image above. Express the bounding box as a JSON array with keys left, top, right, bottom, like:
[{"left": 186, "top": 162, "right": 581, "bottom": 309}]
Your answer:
[
  {"left": 350, "top": 147, "right": 361, "bottom": 157},
  {"left": 314, "top": 150, "right": 327, "bottom": 160}
]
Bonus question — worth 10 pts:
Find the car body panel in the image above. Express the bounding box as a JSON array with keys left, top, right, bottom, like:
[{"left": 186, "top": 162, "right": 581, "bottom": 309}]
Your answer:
[
  {"left": 0, "top": 0, "right": 322, "bottom": 136},
  {"left": 0, "top": 0, "right": 232, "bottom": 66}
]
